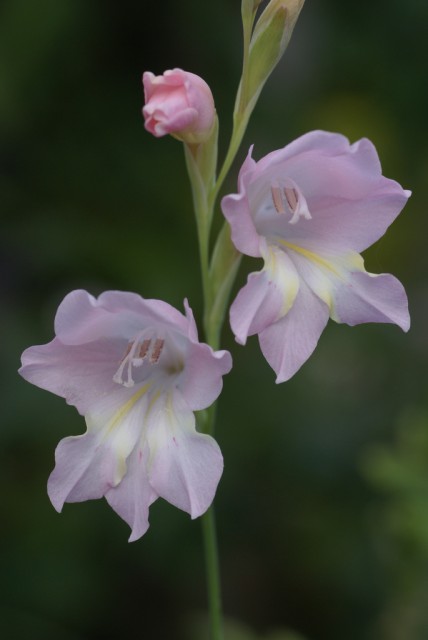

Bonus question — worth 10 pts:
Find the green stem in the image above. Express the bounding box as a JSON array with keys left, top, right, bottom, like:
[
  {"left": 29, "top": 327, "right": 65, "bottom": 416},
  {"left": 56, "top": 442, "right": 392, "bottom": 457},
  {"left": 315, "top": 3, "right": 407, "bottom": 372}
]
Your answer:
[
  {"left": 210, "top": 116, "right": 248, "bottom": 207},
  {"left": 190, "top": 12, "right": 258, "bottom": 640},
  {"left": 183, "top": 145, "right": 212, "bottom": 312},
  {"left": 201, "top": 505, "right": 224, "bottom": 640},
  {"left": 209, "top": 5, "right": 255, "bottom": 207}
]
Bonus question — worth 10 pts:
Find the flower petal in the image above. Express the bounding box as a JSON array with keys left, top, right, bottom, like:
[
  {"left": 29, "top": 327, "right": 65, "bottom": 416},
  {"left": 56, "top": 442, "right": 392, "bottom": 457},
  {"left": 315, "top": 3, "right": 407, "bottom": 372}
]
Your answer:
[
  {"left": 47, "top": 431, "right": 118, "bottom": 512},
  {"left": 230, "top": 246, "right": 299, "bottom": 345},
  {"left": 255, "top": 130, "right": 351, "bottom": 175},
  {"left": 19, "top": 337, "right": 129, "bottom": 414},
  {"left": 278, "top": 137, "right": 410, "bottom": 254},
  {"left": 333, "top": 270, "right": 410, "bottom": 331},
  {"left": 289, "top": 183, "right": 411, "bottom": 255},
  {"left": 179, "top": 342, "right": 232, "bottom": 411},
  {"left": 224, "top": 133, "right": 410, "bottom": 259},
  {"left": 55, "top": 290, "right": 188, "bottom": 345},
  {"left": 180, "top": 299, "right": 232, "bottom": 410},
  {"left": 286, "top": 247, "right": 410, "bottom": 332},
  {"left": 147, "top": 393, "right": 223, "bottom": 518},
  {"left": 47, "top": 384, "right": 152, "bottom": 511},
  {"left": 105, "top": 443, "right": 157, "bottom": 542},
  {"left": 259, "top": 281, "right": 330, "bottom": 382},
  {"left": 221, "top": 147, "right": 261, "bottom": 257}
]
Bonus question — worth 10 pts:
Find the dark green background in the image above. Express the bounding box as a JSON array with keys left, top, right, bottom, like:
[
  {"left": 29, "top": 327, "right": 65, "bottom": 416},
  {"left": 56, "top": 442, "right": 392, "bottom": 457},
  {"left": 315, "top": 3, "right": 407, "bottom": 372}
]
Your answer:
[{"left": 2, "top": 1, "right": 427, "bottom": 638}]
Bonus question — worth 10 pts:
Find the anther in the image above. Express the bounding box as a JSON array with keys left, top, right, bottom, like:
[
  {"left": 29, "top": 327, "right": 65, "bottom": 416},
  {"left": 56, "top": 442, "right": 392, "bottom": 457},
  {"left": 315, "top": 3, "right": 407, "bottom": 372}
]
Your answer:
[
  {"left": 138, "top": 339, "right": 151, "bottom": 359},
  {"left": 271, "top": 185, "right": 286, "bottom": 214},
  {"left": 284, "top": 187, "right": 298, "bottom": 212},
  {"left": 150, "top": 339, "right": 164, "bottom": 364}
]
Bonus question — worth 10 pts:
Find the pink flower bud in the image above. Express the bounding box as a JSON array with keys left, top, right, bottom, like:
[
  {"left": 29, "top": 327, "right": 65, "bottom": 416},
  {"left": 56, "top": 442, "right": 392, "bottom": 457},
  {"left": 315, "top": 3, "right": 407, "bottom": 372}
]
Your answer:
[{"left": 142, "top": 68, "right": 215, "bottom": 143}]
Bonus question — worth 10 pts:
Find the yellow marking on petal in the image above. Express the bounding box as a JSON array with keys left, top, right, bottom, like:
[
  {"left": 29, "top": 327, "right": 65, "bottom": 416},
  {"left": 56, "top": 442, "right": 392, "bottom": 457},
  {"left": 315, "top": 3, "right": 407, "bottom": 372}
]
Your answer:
[
  {"left": 276, "top": 238, "right": 364, "bottom": 277},
  {"left": 104, "top": 381, "right": 153, "bottom": 438},
  {"left": 274, "top": 237, "right": 366, "bottom": 314},
  {"left": 276, "top": 238, "right": 341, "bottom": 276},
  {"left": 146, "top": 389, "right": 162, "bottom": 416},
  {"left": 263, "top": 245, "right": 300, "bottom": 317}
]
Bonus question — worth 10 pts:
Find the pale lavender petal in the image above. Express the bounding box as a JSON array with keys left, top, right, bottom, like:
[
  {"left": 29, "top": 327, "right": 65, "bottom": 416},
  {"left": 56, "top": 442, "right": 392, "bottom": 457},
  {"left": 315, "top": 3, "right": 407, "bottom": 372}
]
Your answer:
[
  {"left": 333, "top": 271, "right": 410, "bottom": 331},
  {"left": 55, "top": 290, "right": 188, "bottom": 345},
  {"left": 221, "top": 147, "right": 261, "bottom": 257},
  {"left": 147, "top": 393, "right": 223, "bottom": 518},
  {"left": 179, "top": 342, "right": 232, "bottom": 411},
  {"left": 47, "top": 432, "right": 118, "bottom": 511},
  {"left": 255, "top": 130, "right": 351, "bottom": 174},
  {"left": 259, "top": 282, "right": 330, "bottom": 383},
  {"left": 227, "top": 133, "right": 410, "bottom": 258},
  {"left": 179, "top": 298, "right": 232, "bottom": 410},
  {"left": 230, "top": 271, "right": 283, "bottom": 345},
  {"left": 283, "top": 137, "right": 383, "bottom": 200},
  {"left": 98, "top": 291, "right": 188, "bottom": 333},
  {"left": 290, "top": 184, "right": 411, "bottom": 254},
  {"left": 183, "top": 298, "right": 199, "bottom": 342},
  {"left": 105, "top": 443, "right": 157, "bottom": 542},
  {"left": 285, "top": 247, "right": 410, "bottom": 332},
  {"left": 19, "top": 337, "right": 129, "bottom": 415},
  {"left": 230, "top": 246, "right": 300, "bottom": 345},
  {"left": 48, "top": 387, "right": 150, "bottom": 511}
]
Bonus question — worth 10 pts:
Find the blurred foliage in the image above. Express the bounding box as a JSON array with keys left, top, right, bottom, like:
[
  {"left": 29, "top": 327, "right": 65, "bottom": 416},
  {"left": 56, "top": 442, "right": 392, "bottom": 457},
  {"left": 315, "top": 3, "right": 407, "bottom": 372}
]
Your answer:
[
  {"left": 1, "top": 0, "right": 427, "bottom": 639},
  {"left": 362, "top": 409, "right": 428, "bottom": 640},
  {"left": 188, "top": 614, "right": 306, "bottom": 640}
]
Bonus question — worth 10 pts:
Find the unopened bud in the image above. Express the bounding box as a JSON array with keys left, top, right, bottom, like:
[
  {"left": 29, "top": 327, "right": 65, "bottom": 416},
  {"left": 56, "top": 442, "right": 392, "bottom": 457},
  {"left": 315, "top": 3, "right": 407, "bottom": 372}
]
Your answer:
[{"left": 142, "top": 68, "right": 216, "bottom": 144}]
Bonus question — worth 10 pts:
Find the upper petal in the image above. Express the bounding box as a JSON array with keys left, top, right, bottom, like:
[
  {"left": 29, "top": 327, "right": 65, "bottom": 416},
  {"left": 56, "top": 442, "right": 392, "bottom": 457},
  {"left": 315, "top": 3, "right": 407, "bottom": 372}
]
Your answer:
[
  {"left": 147, "top": 392, "right": 223, "bottom": 518},
  {"left": 19, "top": 337, "right": 129, "bottom": 415},
  {"left": 276, "top": 137, "right": 410, "bottom": 254},
  {"left": 255, "top": 130, "right": 351, "bottom": 175},
  {"left": 55, "top": 290, "right": 189, "bottom": 345},
  {"left": 228, "top": 133, "right": 410, "bottom": 257}
]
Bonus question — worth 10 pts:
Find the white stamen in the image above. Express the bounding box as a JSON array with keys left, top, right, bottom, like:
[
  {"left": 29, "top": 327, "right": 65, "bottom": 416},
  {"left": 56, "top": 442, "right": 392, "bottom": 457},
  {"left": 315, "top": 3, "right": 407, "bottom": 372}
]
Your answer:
[
  {"left": 133, "top": 339, "right": 151, "bottom": 367},
  {"left": 113, "top": 335, "right": 166, "bottom": 387},
  {"left": 270, "top": 179, "right": 312, "bottom": 225}
]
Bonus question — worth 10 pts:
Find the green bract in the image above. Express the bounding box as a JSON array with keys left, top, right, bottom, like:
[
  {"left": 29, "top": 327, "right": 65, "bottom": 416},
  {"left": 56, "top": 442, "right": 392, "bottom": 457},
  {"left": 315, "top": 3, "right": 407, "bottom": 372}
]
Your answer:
[{"left": 237, "top": 0, "right": 305, "bottom": 118}]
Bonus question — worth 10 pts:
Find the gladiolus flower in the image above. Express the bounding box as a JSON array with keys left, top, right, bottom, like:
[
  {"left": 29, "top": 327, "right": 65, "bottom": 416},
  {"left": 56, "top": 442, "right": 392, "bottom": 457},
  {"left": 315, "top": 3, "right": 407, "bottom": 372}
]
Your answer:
[
  {"left": 19, "top": 290, "right": 232, "bottom": 541},
  {"left": 221, "top": 130, "right": 410, "bottom": 382},
  {"left": 142, "top": 68, "right": 215, "bottom": 143}
]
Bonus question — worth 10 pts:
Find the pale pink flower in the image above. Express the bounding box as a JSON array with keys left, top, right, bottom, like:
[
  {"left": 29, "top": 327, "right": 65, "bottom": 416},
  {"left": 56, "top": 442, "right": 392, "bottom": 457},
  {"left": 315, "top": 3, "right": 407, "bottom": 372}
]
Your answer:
[
  {"left": 19, "top": 290, "right": 232, "bottom": 541},
  {"left": 142, "top": 68, "right": 215, "bottom": 143},
  {"left": 221, "top": 131, "right": 410, "bottom": 382}
]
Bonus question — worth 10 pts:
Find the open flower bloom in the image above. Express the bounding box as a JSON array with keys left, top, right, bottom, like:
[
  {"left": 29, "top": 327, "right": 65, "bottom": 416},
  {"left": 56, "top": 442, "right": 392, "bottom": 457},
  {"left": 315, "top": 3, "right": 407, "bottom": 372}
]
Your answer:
[
  {"left": 142, "top": 68, "right": 215, "bottom": 143},
  {"left": 221, "top": 131, "right": 410, "bottom": 382},
  {"left": 19, "top": 290, "right": 232, "bottom": 541}
]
